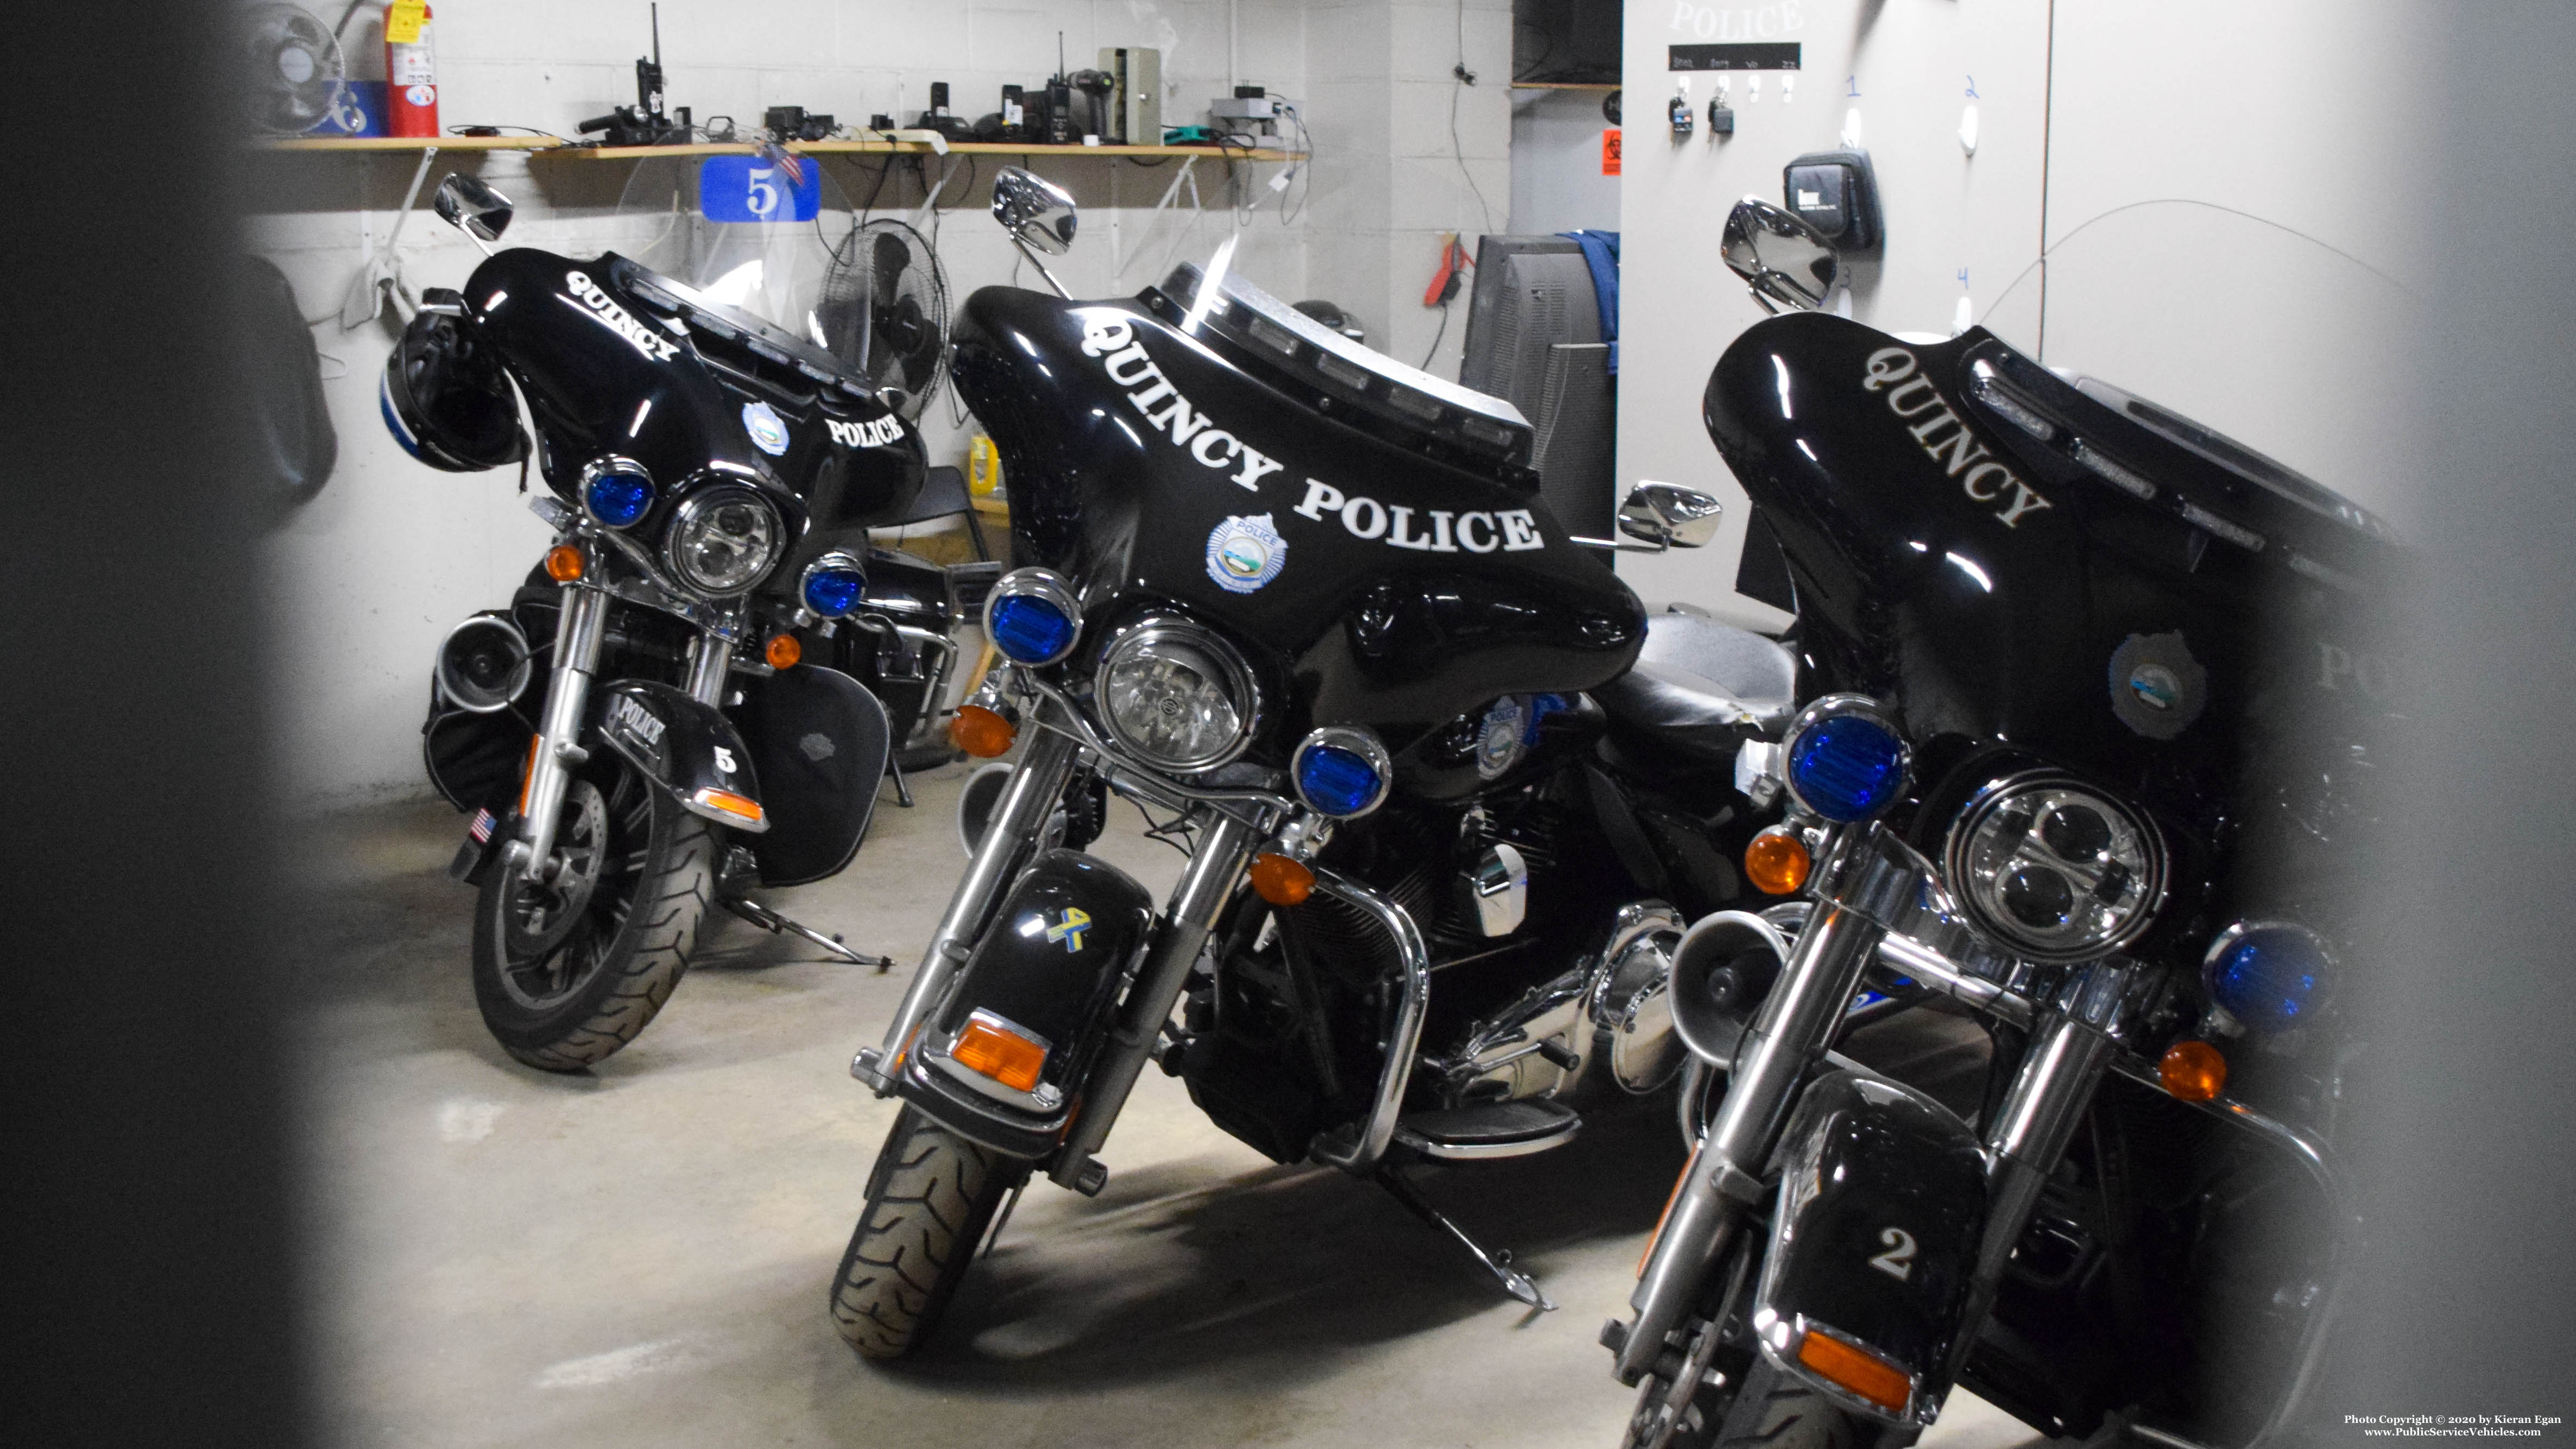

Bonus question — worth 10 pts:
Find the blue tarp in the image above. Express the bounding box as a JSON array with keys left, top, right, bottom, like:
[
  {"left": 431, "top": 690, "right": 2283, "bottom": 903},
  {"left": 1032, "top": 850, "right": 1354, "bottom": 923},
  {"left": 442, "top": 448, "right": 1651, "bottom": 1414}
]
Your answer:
[{"left": 1558, "top": 229, "right": 1620, "bottom": 375}]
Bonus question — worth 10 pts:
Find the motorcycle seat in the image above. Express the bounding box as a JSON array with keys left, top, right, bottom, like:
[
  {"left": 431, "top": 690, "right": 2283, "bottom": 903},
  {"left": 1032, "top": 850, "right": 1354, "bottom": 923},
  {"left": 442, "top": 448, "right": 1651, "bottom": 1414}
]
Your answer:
[{"left": 1595, "top": 610, "right": 1798, "bottom": 759}]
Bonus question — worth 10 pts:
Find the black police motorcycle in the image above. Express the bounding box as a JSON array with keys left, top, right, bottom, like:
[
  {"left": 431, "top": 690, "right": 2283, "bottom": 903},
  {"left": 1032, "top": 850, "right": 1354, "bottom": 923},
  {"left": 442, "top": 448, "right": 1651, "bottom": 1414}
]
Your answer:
[
  {"left": 394, "top": 160, "right": 959, "bottom": 1069},
  {"left": 1601, "top": 201, "right": 2396, "bottom": 1449},
  {"left": 833, "top": 171, "right": 1814, "bottom": 1357}
]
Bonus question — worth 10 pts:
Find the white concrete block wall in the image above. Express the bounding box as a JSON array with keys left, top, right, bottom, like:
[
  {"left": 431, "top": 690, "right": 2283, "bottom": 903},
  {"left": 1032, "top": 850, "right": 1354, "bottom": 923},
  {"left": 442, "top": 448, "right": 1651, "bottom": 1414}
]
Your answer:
[
  {"left": 254, "top": 0, "right": 1353, "bottom": 807},
  {"left": 1302, "top": 0, "right": 1512, "bottom": 376}
]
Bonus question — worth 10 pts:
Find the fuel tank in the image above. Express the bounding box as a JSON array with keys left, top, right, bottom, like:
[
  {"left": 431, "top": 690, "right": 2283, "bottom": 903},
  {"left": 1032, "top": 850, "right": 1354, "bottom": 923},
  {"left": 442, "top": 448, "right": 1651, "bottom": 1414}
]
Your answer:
[
  {"left": 1705, "top": 313, "right": 2403, "bottom": 943},
  {"left": 458, "top": 248, "right": 927, "bottom": 534},
  {"left": 950, "top": 281, "right": 1645, "bottom": 741}
]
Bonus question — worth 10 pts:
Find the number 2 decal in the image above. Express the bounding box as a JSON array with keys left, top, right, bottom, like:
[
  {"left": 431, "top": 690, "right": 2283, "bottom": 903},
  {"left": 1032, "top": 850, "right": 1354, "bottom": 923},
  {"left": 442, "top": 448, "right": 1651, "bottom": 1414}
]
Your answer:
[{"left": 1868, "top": 1226, "right": 1917, "bottom": 1280}]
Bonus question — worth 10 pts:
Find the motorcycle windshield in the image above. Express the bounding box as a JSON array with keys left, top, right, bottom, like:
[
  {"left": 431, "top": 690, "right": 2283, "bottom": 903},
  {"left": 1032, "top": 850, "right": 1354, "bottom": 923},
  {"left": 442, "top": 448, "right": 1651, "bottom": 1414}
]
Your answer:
[
  {"left": 609, "top": 152, "right": 873, "bottom": 386},
  {"left": 1708, "top": 210, "right": 2408, "bottom": 883}
]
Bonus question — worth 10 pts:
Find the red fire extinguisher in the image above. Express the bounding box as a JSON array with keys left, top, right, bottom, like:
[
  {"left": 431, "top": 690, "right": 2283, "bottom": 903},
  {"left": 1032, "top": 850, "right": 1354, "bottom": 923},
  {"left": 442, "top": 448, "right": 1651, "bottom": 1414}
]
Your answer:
[{"left": 385, "top": 1, "right": 439, "bottom": 138}]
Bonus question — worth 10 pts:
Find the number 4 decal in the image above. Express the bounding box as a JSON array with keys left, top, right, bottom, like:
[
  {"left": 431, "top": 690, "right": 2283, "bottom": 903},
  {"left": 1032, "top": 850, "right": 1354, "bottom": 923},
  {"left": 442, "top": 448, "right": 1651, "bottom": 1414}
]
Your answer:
[{"left": 1868, "top": 1226, "right": 1917, "bottom": 1280}]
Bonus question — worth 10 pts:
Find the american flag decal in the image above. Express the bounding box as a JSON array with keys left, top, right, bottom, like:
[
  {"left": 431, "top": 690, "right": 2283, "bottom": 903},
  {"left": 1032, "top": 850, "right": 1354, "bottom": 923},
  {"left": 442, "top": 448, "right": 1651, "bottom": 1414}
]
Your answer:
[{"left": 469, "top": 808, "right": 497, "bottom": 843}]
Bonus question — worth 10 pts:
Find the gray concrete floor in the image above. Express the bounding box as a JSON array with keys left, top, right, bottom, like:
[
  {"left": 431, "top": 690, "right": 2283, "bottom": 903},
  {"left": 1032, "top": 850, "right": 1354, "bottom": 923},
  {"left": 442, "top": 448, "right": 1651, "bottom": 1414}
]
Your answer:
[{"left": 298, "top": 763, "right": 2053, "bottom": 1449}]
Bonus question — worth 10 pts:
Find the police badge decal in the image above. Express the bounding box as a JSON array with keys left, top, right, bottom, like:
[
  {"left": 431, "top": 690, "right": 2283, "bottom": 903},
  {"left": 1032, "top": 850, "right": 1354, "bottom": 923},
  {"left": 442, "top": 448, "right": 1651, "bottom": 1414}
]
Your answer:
[{"left": 1205, "top": 513, "right": 1288, "bottom": 594}]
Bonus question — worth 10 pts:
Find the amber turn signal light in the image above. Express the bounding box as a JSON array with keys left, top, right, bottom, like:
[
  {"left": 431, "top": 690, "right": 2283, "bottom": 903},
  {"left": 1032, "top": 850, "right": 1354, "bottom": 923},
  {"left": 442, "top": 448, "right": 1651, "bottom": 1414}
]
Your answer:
[
  {"left": 951, "top": 1011, "right": 1049, "bottom": 1093},
  {"left": 1796, "top": 1327, "right": 1913, "bottom": 1415},
  {"left": 765, "top": 633, "right": 802, "bottom": 670},
  {"left": 1745, "top": 825, "right": 1813, "bottom": 896},
  {"left": 951, "top": 703, "right": 1017, "bottom": 758},
  {"left": 689, "top": 788, "right": 765, "bottom": 826},
  {"left": 1249, "top": 853, "right": 1316, "bottom": 906},
  {"left": 2160, "top": 1038, "right": 2227, "bottom": 1102},
  {"left": 544, "top": 544, "right": 584, "bottom": 582}
]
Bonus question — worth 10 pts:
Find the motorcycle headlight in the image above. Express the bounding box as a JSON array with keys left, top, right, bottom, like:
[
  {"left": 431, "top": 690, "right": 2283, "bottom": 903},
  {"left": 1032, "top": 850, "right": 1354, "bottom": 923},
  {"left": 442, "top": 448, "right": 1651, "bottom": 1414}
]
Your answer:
[
  {"left": 1781, "top": 695, "right": 1910, "bottom": 822},
  {"left": 580, "top": 456, "right": 655, "bottom": 528},
  {"left": 2204, "top": 921, "right": 2332, "bottom": 1031},
  {"left": 1292, "top": 726, "right": 1392, "bottom": 818},
  {"left": 1944, "top": 773, "right": 2166, "bottom": 962},
  {"left": 799, "top": 550, "right": 869, "bottom": 618},
  {"left": 1094, "top": 619, "right": 1258, "bottom": 772},
  {"left": 663, "top": 484, "right": 785, "bottom": 597}
]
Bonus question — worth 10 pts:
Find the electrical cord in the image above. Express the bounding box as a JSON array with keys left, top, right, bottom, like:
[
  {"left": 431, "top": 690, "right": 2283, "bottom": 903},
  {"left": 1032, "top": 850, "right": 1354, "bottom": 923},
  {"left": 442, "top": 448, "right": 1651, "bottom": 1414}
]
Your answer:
[
  {"left": 1449, "top": 0, "right": 1498, "bottom": 240},
  {"left": 1422, "top": 301, "right": 1452, "bottom": 368}
]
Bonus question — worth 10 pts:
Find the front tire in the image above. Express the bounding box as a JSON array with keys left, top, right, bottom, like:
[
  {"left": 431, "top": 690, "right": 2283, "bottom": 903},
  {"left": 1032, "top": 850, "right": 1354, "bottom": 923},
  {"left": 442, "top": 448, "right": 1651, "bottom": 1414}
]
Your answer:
[
  {"left": 470, "top": 763, "right": 715, "bottom": 1070},
  {"left": 1629, "top": 1356, "right": 1865, "bottom": 1449},
  {"left": 829, "top": 1106, "right": 1028, "bottom": 1359}
]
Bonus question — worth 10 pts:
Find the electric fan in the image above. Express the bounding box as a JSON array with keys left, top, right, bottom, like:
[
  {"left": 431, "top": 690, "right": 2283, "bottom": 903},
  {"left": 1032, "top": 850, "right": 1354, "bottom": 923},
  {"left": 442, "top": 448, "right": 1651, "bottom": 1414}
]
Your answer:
[
  {"left": 818, "top": 220, "right": 952, "bottom": 421},
  {"left": 242, "top": 3, "right": 349, "bottom": 135}
]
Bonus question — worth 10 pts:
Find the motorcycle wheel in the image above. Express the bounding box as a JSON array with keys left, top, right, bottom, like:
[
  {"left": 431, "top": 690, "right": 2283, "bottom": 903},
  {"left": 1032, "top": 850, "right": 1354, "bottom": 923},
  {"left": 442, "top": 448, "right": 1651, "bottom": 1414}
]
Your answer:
[
  {"left": 829, "top": 1106, "right": 1030, "bottom": 1359},
  {"left": 470, "top": 762, "right": 714, "bottom": 1071},
  {"left": 1627, "top": 1356, "right": 1864, "bottom": 1449}
]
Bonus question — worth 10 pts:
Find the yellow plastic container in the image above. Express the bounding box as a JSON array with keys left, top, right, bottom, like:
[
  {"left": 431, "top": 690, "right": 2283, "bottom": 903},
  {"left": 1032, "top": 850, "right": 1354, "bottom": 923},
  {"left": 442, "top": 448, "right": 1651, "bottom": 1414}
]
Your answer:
[{"left": 967, "top": 435, "right": 1002, "bottom": 496}]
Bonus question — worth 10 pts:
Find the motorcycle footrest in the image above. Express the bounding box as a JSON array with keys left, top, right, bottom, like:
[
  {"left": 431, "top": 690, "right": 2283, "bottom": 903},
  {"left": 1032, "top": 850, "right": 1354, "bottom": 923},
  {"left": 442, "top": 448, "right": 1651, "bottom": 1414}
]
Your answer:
[{"left": 1392, "top": 1099, "right": 1582, "bottom": 1161}]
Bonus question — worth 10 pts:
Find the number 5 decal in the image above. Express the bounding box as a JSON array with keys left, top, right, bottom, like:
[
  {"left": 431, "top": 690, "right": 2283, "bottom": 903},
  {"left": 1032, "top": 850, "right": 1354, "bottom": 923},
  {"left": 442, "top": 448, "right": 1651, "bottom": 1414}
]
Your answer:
[
  {"left": 746, "top": 165, "right": 780, "bottom": 218},
  {"left": 1868, "top": 1226, "right": 1916, "bottom": 1280}
]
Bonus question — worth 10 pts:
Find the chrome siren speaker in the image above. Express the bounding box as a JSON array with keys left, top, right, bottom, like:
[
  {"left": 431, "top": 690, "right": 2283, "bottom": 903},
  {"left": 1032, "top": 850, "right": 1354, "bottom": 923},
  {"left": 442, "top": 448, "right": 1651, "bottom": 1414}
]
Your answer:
[
  {"left": 1666, "top": 910, "right": 1794, "bottom": 1064},
  {"left": 434, "top": 614, "right": 533, "bottom": 713}
]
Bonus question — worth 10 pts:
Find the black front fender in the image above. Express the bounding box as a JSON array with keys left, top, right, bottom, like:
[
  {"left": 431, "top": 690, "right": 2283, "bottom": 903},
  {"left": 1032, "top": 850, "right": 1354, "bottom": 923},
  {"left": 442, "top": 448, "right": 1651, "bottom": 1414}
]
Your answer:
[
  {"left": 895, "top": 849, "right": 1156, "bottom": 1157},
  {"left": 1753, "top": 1070, "right": 1988, "bottom": 1425},
  {"left": 589, "top": 679, "right": 767, "bottom": 833}
]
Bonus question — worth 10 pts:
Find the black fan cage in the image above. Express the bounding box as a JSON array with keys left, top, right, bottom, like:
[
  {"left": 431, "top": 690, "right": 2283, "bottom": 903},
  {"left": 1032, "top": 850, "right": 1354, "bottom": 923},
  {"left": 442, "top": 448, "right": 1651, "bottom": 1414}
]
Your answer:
[{"left": 818, "top": 219, "right": 952, "bottom": 422}]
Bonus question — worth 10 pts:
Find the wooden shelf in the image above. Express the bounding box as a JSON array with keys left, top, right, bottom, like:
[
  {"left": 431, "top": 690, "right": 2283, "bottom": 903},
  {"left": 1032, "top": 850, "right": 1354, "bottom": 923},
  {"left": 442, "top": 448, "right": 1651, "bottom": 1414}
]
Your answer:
[
  {"left": 1511, "top": 81, "right": 1620, "bottom": 91},
  {"left": 257, "top": 134, "right": 564, "bottom": 151},
  {"left": 259, "top": 134, "right": 1300, "bottom": 162},
  {"left": 560, "top": 138, "right": 1303, "bottom": 161}
]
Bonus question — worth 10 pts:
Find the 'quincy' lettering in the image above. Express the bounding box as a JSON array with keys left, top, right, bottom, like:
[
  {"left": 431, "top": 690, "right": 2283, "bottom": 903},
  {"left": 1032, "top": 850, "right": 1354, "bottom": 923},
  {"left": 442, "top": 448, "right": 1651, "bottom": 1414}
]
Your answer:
[{"left": 1860, "top": 346, "right": 2053, "bottom": 529}]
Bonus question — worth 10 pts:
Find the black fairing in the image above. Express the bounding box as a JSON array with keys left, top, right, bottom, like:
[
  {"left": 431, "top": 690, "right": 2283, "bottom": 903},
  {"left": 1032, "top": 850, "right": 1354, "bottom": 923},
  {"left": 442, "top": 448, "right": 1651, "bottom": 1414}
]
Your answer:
[
  {"left": 950, "top": 286, "right": 1646, "bottom": 746},
  {"left": 589, "top": 679, "right": 763, "bottom": 825},
  {"left": 895, "top": 849, "right": 1156, "bottom": 1154},
  {"left": 731, "top": 665, "right": 891, "bottom": 887},
  {"left": 1760, "top": 1071, "right": 1988, "bottom": 1405},
  {"left": 1704, "top": 314, "right": 2401, "bottom": 962},
  {"left": 455, "top": 248, "right": 928, "bottom": 537}
]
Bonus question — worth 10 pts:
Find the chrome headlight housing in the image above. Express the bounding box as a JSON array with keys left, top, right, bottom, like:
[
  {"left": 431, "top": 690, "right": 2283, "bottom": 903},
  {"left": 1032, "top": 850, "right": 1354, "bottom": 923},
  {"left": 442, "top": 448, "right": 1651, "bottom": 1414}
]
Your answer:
[
  {"left": 1943, "top": 772, "right": 2166, "bottom": 962},
  {"left": 663, "top": 484, "right": 784, "bottom": 597},
  {"left": 1093, "top": 618, "right": 1259, "bottom": 772}
]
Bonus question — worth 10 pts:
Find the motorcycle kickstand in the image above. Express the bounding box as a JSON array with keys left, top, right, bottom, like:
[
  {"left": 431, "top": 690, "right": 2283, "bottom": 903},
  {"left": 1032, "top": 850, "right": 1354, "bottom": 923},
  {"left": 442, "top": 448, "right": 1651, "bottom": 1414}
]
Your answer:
[
  {"left": 1374, "top": 1166, "right": 1556, "bottom": 1312},
  {"left": 721, "top": 894, "right": 895, "bottom": 972},
  {"left": 885, "top": 754, "right": 916, "bottom": 809}
]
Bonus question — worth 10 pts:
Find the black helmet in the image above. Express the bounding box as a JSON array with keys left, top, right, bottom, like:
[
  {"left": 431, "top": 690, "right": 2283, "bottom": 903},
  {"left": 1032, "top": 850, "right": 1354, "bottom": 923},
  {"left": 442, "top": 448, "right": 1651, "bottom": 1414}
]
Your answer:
[{"left": 380, "top": 304, "right": 528, "bottom": 472}]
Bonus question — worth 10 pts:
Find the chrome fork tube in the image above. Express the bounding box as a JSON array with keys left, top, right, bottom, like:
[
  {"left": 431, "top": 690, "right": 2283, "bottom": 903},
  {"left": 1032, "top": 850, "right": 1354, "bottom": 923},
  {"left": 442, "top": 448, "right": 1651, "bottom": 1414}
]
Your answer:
[
  {"left": 1047, "top": 809, "right": 1262, "bottom": 1190},
  {"left": 1618, "top": 897, "right": 1886, "bottom": 1382},
  {"left": 856, "top": 721, "right": 1083, "bottom": 1092},
  {"left": 684, "top": 632, "right": 734, "bottom": 707},
  {"left": 1940, "top": 1006, "right": 2118, "bottom": 1381},
  {"left": 515, "top": 583, "right": 609, "bottom": 880}
]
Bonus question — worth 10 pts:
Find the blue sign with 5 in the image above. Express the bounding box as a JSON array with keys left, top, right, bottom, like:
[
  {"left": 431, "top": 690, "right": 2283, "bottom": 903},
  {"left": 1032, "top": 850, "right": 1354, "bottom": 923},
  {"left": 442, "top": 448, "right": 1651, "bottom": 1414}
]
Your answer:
[{"left": 698, "top": 155, "right": 822, "bottom": 223}]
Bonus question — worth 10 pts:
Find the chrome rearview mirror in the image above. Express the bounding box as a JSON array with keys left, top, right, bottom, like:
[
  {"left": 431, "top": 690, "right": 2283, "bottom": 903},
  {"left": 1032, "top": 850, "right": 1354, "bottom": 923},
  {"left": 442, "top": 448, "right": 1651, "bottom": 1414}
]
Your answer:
[
  {"left": 433, "top": 173, "right": 514, "bottom": 251},
  {"left": 992, "top": 166, "right": 1078, "bottom": 299},
  {"left": 1721, "top": 197, "right": 1837, "bottom": 314},
  {"left": 1618, "top": 482, "right": 1725, "bottom": 550}
]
